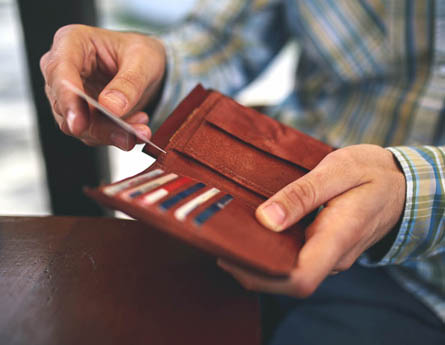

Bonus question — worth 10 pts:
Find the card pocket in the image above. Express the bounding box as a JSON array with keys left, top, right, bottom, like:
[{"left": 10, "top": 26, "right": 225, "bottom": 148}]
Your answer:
[
  {"left": 85, "top": 168, "right": 302, "bottom": 276},
  {"left": 175, "top": 97, "right": 333, "bottom": 199}
]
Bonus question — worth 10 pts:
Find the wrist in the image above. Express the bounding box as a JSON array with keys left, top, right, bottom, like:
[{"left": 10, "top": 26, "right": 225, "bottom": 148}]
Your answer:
[{"left": 366, "top": 220, "right": 401, "bottom": 262}]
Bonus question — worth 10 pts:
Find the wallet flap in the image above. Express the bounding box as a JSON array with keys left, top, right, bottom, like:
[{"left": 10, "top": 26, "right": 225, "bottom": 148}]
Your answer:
[
  {"left": 205, "top": 98, "right": 334, "bottom": 170},
  {"left": 170, "top": 95, "right": 333, "bottom": 200}
]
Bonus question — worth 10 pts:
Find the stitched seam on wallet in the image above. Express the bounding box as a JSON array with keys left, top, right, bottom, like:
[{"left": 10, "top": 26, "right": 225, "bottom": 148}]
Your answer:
[{"left": 186, "top": 147, "right": 275, "bottom": 197}]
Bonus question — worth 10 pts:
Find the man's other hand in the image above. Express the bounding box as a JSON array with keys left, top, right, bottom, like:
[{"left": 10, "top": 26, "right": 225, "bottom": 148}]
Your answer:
[{"left": 218, "top": 145, "right": 406, "bottom": 298}]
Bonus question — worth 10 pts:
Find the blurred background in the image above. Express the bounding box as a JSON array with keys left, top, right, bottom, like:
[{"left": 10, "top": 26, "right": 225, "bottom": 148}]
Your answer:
[{"left": 0, "top": 0, "right": 296, "bottom": 217}]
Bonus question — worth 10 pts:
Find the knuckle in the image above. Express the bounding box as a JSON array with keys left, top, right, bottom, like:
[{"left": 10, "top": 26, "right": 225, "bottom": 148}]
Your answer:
[
  {"left": 331, "top": 230, "right": 357, "bottom": 256},
  {"left": 39, "top": 52, "right": 50, "bottom": 74},
  {"left": 86, "top": 120, "right": 99, "bottom": 140},
  {"left": 44, "top": 84, "right": 52, "bottom": 99},
  {"left": 328, "top": 148, "right": 354, "bottom": 166},
  {"left": 282, "top": 179, "right": 317, "bottom": 214},
  {"left": 87, "top": 120, "right": 110, "bottom": 146},
  {"left": 129, "top": 35, "right": 151, "bottom": 49},
  {"left": 53, "top": 24, "right": 86, "bottom": 41},
  {"left": 41, "top": 57, "right": 59, "bottom": 81},
  {"left": 115, "top": 73, "right": 144, "bottom": 95}
]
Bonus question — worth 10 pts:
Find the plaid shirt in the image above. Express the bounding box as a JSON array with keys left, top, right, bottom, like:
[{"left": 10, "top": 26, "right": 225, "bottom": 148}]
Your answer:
[{"left": 153, "top": 0, "right": 445, "bottom": 321}]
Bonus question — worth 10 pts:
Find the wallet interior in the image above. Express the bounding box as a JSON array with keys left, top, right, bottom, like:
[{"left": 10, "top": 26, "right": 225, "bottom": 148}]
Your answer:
[{"left": 86, "top": 85, "right": 334, "bottom": 276}]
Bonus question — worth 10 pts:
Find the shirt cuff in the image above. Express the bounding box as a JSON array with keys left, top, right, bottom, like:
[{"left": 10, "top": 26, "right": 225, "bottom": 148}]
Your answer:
[{"left": 360, "top": 146, "right": 445, "bottom": 266}]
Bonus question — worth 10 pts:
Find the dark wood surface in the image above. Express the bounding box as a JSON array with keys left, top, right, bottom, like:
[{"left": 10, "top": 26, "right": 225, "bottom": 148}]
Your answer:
[{"left": 0, "top": 216, "right": 260, "bottom": 345}]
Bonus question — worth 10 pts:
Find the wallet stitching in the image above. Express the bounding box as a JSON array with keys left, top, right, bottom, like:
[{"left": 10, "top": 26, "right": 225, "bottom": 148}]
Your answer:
[{"left": 186, "top": 147, "right": 275, "bottom": 197}]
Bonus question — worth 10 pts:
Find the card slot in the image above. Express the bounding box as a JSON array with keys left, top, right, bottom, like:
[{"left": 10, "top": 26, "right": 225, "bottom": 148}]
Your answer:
[
  {"left": 173, "top": 187, "right": 221, "bottom": 221},
  {"left": 101, "top": 168, "right": 164, "bottom": 196},
  {"left": 117, "top": 172, "right": 179, "bottom": 200},
  {"left": 88, "top": 169, "right": 301, "bottom": 276},
  {"left": 192, "top": 193, "right": 233, "bottom": 227},
  {"left": 158, "top": 182, "right": 207, "bottom": 211},
  {"left": 156, "top": 151, "right": 266, "bottom": 207},
  {"left": 130, "top": 179, "right": 208, "bottom": 213},
  {"left": 89, "top": 185, "right": 298, "bottom": 275},
  {"left": 135, "top": 176, "right": 195, "bottom": 206}
]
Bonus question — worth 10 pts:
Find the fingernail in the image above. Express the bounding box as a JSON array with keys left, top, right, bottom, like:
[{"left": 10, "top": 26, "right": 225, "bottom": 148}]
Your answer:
[
  {"left": 104, "top": 90, "right": 128, "bottom": 112},
  {"left": 66, "top": 110, "right": 76, "bottom": 133},
  {"left": 110, "top": 131, "right": 130, "bottom": 151},
  {"left": 259, "top": 202, "right": 286, "bottom": 231}
]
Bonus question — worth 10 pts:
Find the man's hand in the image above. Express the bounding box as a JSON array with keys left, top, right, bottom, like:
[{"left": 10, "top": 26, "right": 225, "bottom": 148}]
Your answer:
[
  {"left": 40, "top": 25, "right": 166, "bottom": 150},
  {"left": 218, "top": 144, "right": 406, "bottom": 297}
]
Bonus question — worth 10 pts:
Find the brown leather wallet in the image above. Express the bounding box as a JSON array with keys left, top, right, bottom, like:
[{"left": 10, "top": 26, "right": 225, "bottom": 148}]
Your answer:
[{"left": 86, "top": 85, "right": 334, "bottom": 276}]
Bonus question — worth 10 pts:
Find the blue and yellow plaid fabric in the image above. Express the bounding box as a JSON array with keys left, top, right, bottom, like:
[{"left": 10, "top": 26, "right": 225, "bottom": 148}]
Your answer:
[{"left": 153, "top": 0, "right": 445, "bottom": 321}]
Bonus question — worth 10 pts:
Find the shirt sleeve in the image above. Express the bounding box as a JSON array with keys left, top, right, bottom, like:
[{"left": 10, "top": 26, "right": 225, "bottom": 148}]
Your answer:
[
  {"left": 150, "top": 0, "right": 290, "bottom": 130},
  {"left": 360, "top": 145, "right": 445, "bottom": 266}
]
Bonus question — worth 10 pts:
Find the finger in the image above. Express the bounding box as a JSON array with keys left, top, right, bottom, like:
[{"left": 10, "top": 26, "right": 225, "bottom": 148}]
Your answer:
[
  {"left": 216, "top": 226, "right": 344, "bottom": 297},
  {"left": 125, "top": 111, "right": 149, "bottom": 125},
  {"left": 42, "top": 62, "right": 90, "bottom": 136},
  {"left": 80, "top": 137, "right": 100, "bottom": 147},
  {"left": 256, "top": 151, "right": 367, "bottom": 231},
  {"left": 51, "top": 68, "right": 90, "bottom": 136},
  {"left": 98, "top": 44, "right": 157, "bottom": 117},
  {"left": 86, "top": 111, "right": 132, "bottom": 150},
  {"left": 132, "top": 123, "right": 152, "bottom": 145},
  {"left": 44, "top": 84, "right": 59, "bottom": 114},
  {"left": 40, "top": 28, "right": 91, "bottom": 136},
  {"left": 53, "top": 112, "right": 64, "bottom": 128},
  {"left": 45, "top": 84, "right": 76, "bottom": 136},
  {"left": 125, "top": 112, "right": 151, "bottom": 144},
  {"left": 217, "top": 259, "right": 293, "bottom": 294},
  {"left": 218, "top": 194, "right": 371, "bottom": 297},
  {"left": 323, "top": 184, "right": 387, "bottom": 272},
  {"left": 85, "top": 109, "right": 151, "bottom": 150},
  {"left": 289, "top": 186, "right": 378, "bottom": 295}
]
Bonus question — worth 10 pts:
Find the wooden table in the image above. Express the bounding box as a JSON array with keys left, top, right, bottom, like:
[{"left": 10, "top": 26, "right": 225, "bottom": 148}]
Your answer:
[{"left": 0, "top": 216, "right": 261, "bottom": 345}]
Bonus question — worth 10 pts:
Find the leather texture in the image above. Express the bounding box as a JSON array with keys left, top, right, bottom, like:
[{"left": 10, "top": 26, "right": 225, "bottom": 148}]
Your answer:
[{"left": 86, "top": 85, "right": 334, "bottom": 276}]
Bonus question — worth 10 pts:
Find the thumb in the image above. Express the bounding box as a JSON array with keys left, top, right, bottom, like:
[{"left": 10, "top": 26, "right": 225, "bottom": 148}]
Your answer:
[
  {"left": 98, "top": 53, "right": 154, "bottom": 117},
  {"left": 255, "top": 154, "right": 363, "bottom": 232}
]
